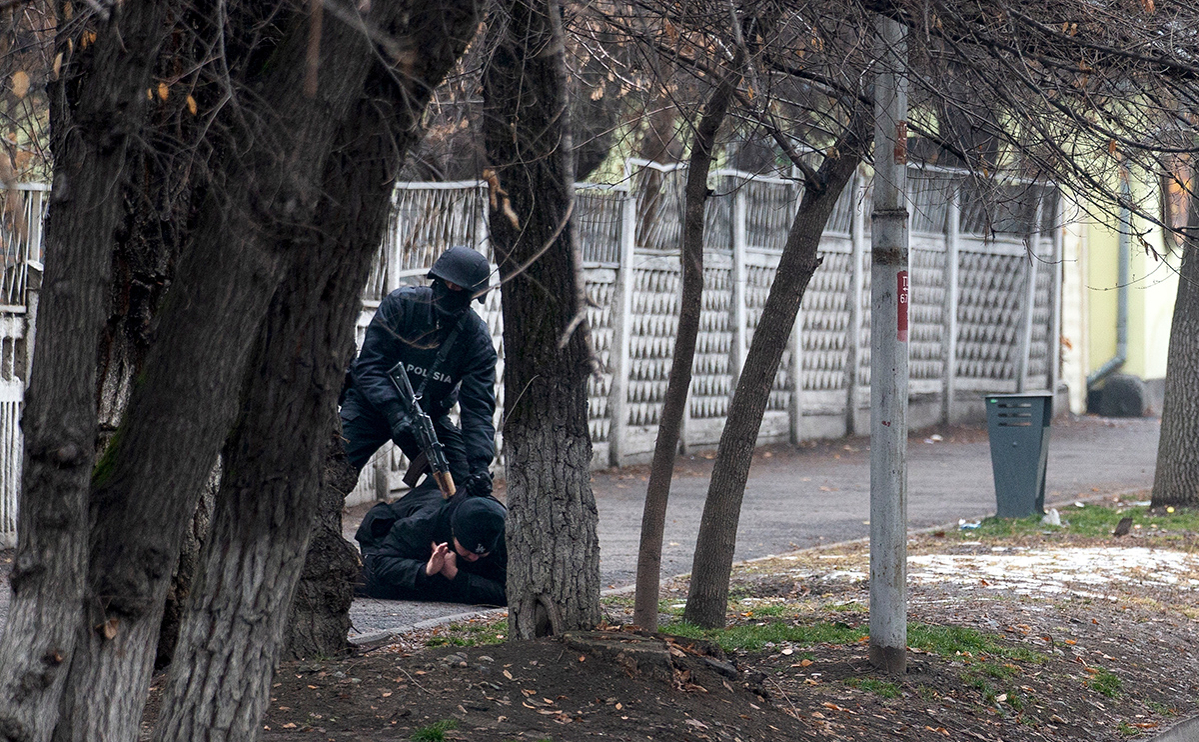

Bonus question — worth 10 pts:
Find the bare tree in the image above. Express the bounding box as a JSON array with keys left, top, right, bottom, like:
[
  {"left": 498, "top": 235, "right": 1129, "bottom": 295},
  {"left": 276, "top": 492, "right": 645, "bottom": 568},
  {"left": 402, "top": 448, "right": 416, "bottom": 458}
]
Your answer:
[{"left": 633, "top": 33, "right": 745, "bottom": 633}]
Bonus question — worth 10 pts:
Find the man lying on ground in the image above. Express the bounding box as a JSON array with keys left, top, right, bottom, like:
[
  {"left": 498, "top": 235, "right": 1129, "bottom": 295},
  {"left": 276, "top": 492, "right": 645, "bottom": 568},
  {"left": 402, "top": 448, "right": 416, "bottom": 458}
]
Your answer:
[{"left": 355, "top": 479, "right": 506, "bottom": 606}]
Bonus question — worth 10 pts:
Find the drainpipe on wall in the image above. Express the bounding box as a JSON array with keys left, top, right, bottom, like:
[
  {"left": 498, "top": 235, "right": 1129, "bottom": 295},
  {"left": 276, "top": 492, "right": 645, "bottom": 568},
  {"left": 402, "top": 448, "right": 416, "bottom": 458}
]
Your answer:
[{"left": 1086, "top": 173, "right": 1130, "bottom": 390}]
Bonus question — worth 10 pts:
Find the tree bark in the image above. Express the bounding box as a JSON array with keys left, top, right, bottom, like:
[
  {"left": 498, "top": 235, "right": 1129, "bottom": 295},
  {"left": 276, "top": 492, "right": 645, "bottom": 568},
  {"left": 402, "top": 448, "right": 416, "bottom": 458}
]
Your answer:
[
  {"left": 151, "top": 8, "right": 481, "bottom": 737},
  {"left": 0, "top": 4, "right": 169, "bottom": 739},
  {"left": 684, "top": 105, "right": 872, "bottom": 629},
  {"left": 483, "top": 0, "right": 601, "bottom": 638},
  {"left": 1151, "top": 187, "right": 1199, "bottom": 509},
  {"left": 49, "top": 7, "right": 403, "bottom": 740},
  {"left": 283, "top": 434, "right": 361, "bottom": 661},
  {"left": 633, "top": 70, "right": 737, "bottom": 632}
]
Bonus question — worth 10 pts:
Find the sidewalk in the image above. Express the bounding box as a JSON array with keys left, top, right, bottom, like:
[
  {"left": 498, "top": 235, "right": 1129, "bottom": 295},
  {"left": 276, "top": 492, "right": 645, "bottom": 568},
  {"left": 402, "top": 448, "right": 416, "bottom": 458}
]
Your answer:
[
  {"left": 0, "top": 415, "right": 1162, "bottom": 637},
  {"left": 345, "top": 414, "right": 1162, "bottom": 638}
]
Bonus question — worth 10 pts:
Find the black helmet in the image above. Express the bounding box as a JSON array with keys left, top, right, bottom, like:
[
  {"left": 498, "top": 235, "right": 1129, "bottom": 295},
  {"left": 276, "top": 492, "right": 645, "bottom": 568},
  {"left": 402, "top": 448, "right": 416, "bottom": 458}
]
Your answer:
[{"left": 428, "top": 246, "right": 491, "bottom": 303}]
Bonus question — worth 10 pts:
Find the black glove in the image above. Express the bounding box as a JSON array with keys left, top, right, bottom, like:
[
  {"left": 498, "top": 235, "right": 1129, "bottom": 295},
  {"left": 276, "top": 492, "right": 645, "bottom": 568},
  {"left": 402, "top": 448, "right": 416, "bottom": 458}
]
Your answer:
[
  {"left": 463, "top": 470, "right": 493, "bottom": 498},
  {"left": 388, "top": 413, "right": 414, "bottom": 447}
]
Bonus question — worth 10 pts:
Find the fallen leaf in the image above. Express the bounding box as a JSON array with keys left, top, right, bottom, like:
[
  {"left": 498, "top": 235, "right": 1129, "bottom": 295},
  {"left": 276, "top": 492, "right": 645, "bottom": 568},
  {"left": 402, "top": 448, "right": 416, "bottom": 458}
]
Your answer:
[
  {"left": 502, "top": 669, "right": 513, "bottom": 680},
  {"left": 11, "top": 71, "right": 29, "bottom": 99}
]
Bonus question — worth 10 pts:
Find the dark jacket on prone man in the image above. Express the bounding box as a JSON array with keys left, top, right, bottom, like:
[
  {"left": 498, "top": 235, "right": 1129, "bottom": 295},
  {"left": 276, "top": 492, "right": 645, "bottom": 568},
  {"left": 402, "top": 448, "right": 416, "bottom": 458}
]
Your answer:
[
  {"left": 356, "top": 480, "right": 507, "bottom": 605},
  {"left": 339, "top": 246, "right": 498, "bottom": 498}
]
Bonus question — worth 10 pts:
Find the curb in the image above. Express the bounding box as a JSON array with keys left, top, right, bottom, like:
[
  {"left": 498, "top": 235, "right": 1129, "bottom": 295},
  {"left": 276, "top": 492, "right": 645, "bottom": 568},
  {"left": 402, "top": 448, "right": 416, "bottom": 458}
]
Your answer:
[{"left": 1149, "top": 716, "right": 1199, "bottom": 742}]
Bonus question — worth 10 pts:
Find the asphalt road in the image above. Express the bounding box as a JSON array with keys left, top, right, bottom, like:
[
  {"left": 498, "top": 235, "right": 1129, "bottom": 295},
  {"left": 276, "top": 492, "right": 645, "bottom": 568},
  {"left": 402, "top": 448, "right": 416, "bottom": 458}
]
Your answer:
[
  {"left": 347, "top": 414, "right": 1161, "bottom": 639},
  {"left": 0, "top": 415, "right": 1162, "bottom": 640}
]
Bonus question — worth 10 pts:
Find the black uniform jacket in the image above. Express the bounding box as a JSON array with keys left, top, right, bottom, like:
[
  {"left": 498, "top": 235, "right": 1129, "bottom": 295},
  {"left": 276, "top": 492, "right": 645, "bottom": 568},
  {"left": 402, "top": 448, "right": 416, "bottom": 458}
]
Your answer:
[
  {"left": 350, "top": 285, "right": 498, "bottom": 474},
  {"left": 356, "top": 485, "right": 507, "bottom": 606}
]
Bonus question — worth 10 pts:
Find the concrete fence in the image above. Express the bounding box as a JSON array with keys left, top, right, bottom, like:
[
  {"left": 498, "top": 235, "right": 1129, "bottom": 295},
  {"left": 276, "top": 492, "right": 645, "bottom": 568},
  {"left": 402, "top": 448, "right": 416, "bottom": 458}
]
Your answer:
[
  {"left": 348, "top": 161, "right": 1062, "bottom": 505},
  {"left": 0, "top": 164, "right": 1063, "bottom": 531}
]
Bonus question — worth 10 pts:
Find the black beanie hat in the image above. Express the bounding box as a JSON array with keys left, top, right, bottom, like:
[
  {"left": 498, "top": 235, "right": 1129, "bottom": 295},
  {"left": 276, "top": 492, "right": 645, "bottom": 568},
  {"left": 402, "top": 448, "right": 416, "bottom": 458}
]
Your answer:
[{"left": 451, "top": 497, "right": 505, "bottom": 555}]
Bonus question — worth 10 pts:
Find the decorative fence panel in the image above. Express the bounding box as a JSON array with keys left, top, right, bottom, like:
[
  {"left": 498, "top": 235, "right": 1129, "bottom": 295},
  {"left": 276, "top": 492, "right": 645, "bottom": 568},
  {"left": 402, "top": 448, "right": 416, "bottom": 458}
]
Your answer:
[
  {"left": 347, "top": 162, "right": 1060, "bottom": 499},
  {"left": 0, "top": 169, "right": 1064, "bottom": 519}
]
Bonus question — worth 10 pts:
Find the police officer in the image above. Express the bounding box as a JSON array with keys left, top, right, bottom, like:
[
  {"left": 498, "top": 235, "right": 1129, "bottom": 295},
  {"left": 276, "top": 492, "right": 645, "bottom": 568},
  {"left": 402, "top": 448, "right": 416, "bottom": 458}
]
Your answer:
[{"left": 340, "top": 246, "right": 497, "bottom": 499}]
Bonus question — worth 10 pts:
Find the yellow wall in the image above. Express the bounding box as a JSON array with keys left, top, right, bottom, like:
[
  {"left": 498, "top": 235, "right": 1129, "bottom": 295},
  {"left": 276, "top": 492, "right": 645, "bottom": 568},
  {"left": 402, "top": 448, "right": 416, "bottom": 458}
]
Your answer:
[{"left": 1083, "top": 179, "right": 1177, "bottom": 383}]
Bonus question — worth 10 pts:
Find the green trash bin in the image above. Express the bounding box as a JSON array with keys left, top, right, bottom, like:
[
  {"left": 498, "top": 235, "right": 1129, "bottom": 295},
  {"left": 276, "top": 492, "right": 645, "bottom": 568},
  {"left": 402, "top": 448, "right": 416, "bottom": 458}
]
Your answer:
[{"left": 985, "top": 391, "right": 1053, "bottom": 518}]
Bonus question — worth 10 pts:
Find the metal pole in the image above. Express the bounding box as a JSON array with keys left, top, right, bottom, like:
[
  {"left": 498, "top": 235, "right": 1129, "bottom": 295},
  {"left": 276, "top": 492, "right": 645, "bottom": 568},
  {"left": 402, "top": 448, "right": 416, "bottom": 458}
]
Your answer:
[{"left": 869, "top": 15, "right": 909, "bottom": 675}]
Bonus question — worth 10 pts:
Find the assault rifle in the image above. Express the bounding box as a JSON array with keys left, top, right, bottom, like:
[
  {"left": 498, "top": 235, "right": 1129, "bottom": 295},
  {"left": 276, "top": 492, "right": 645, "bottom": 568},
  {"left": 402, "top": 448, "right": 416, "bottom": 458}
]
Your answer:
[{"left": 387, "top": 361, "right": 456, "bottom": 498}]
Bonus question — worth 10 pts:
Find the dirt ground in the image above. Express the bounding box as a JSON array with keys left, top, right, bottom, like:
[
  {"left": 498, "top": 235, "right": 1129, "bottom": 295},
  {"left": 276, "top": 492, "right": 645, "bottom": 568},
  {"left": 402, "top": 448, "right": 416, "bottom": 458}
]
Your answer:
[{"left": 206, "top": 495, "right": 1198, "bottom": 742}]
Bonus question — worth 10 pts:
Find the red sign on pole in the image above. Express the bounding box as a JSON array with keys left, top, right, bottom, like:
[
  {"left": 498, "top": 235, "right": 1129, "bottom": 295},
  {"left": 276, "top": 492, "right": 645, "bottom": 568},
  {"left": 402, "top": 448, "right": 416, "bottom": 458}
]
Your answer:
[{"left": 897, "top": 270, "right": 909, "bottom": 342}]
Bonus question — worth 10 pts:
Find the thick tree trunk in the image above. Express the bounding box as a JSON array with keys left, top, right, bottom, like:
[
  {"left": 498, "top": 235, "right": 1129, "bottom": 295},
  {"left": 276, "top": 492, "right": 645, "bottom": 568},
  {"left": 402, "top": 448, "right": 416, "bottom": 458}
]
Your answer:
[
  {"left": 50, "top": 9, "right": 399, "bottom": 741},
  {"left": 282, "top": 3, "right": 483, "bottom": 660},
  {"left": 633, "top": 71, "right": 737, "bottom": 632},
  {"left": 483, "top": 0, "right": 601, "bottom": 638},
  {"left": 283, "top": 435, "right": 361, "bottom": 660},
  {"left": 1151, "top": 191, "right": 1199, "bottom": 509},
  {"left": 0, "top": 4, "right": 168, "bottom": 740},
  {"left": 684, "top": 107, "right": 872, "bottom": 629},
  {"left": 151, "top": 9, "right": 481, "bottom": 737}
]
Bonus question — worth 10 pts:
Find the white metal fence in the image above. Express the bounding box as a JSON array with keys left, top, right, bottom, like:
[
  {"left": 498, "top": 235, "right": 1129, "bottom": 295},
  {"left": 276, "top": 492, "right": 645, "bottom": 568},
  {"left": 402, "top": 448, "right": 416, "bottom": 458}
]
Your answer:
[
  {"left": 1, "top": 184, "right": 47, "bottom": 546},
  {"left": 0, "top": 166, "right": 1062, "bottom": 526}
]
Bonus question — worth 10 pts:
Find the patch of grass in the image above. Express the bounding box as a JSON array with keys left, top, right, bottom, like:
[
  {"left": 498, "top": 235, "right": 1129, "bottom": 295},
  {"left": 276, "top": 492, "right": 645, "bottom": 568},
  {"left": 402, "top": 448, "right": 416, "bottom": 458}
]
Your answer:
[
  {"left": 978, "top": 662, "right": 1021, "bottom": 680},
  {"left": 828, "top": 601, "right": 867, "bottom": 613},
  {"left": 1146, "top": 700, "right": 1177, "bottom": 716},
  {"left": 663, "top": 620, "right": 866, "bottom": 652},
  {"left": 601, "top": 594, "right": 634, "bottom": 608},
  {"left": 411, "top": 719, "right": 458, "bottom": 742},
  {"left": 654, "top": 598, "right": 686, "bottom": 616},
  {"left": 424, "top": 618, "right": 506, "bottom": 647},
  {"left": 1117, "top": 721, "right": 1143, "bottom": 737},
  {"left": 907, "top": 623, "right": 1045, "bottom": 663},
  {"left": 1005, "top": 690, "right": 1026, "bottom": 712},
  {"left": 915, "top": 685, "right": 939, "bottom": 702},
  {"left": 733, "top": 602, "right": 792, "bottom": 618},
  {"left": 1089, "top": 667, "right": 1123, "bottom": 698},
  {"left": 844, "top": 677, "right": 901, "bottom": 698},
  {"left": 952, "top": 502, "right": 1199, "bottom": 542}
]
